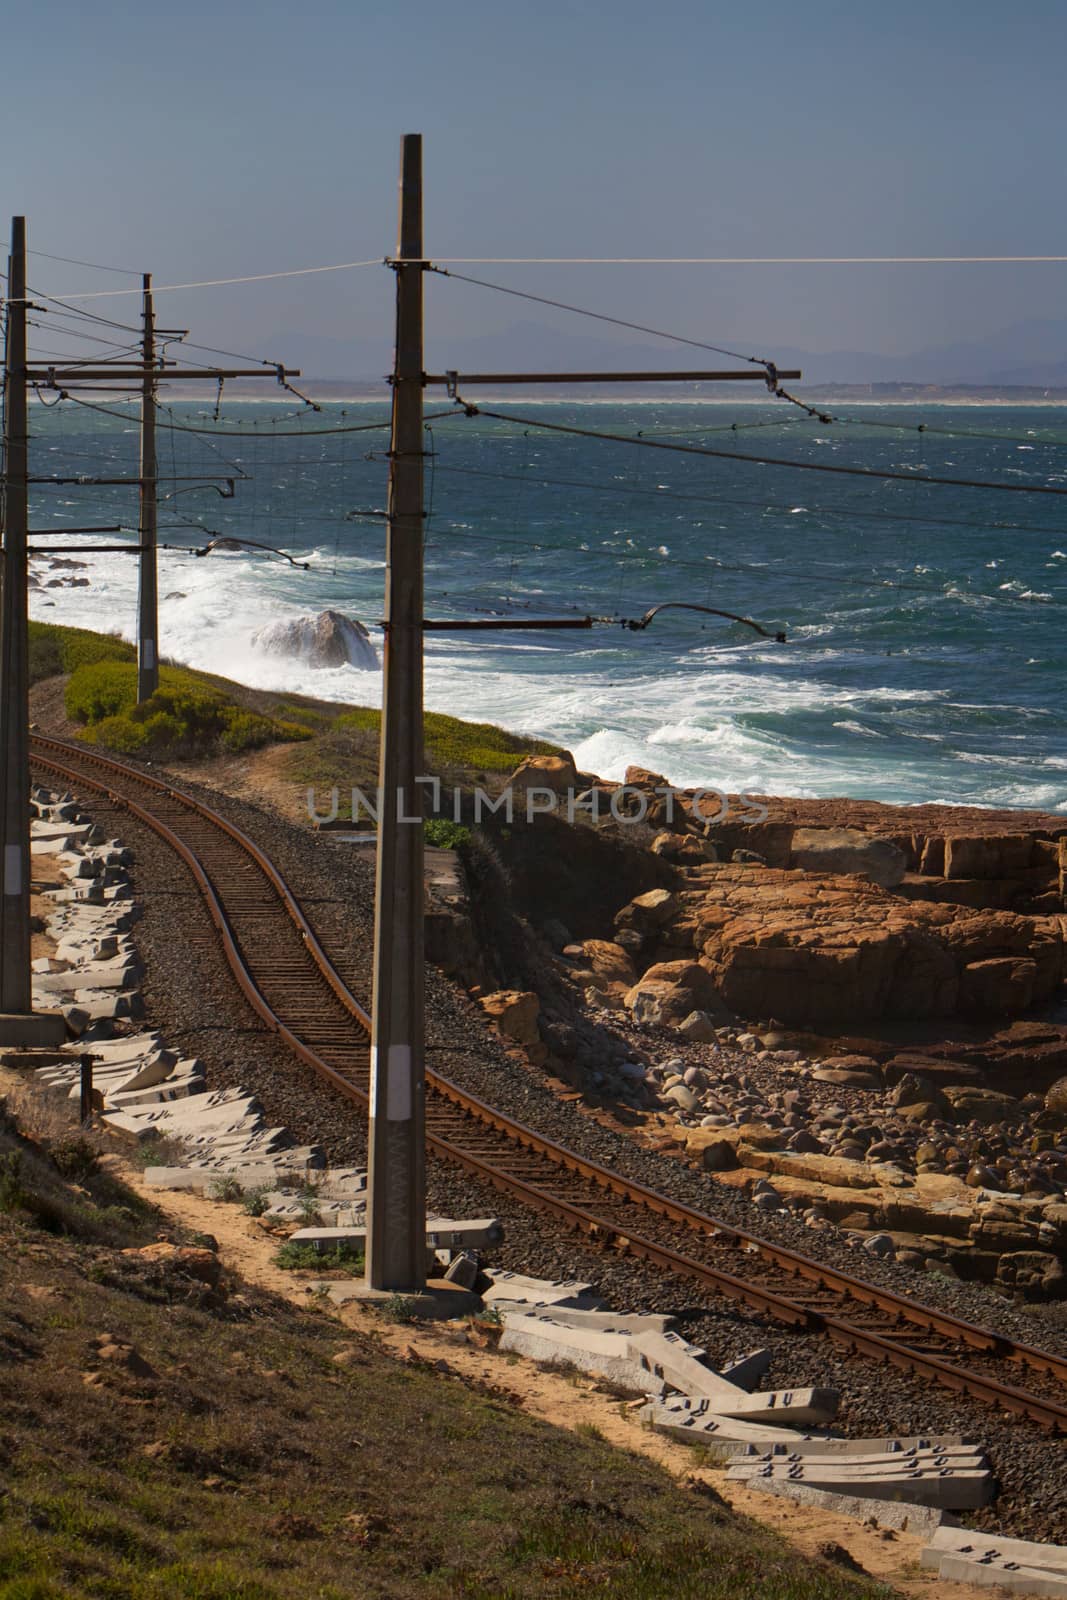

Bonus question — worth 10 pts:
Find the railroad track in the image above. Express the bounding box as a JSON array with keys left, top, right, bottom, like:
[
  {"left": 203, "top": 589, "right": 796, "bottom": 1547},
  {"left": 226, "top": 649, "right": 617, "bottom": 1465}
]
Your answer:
[{"left": 30, "top": 733, "right": 1067, "bottom": 1434}]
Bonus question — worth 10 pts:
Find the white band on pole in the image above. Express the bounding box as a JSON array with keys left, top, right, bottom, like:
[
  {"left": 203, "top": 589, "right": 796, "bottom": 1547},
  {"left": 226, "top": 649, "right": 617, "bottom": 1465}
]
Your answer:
[
  {"left": 4, "top": 845, "right": 22, "bottom": 896},
  {"left": 386, "top": 1044, "right": 413, "bottom": 1121}
]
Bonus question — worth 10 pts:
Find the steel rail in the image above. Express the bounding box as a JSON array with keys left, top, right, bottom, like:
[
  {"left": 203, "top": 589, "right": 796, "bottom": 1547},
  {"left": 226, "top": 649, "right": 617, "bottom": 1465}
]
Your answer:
[{"left": 29, "top": 734, "right": 1067, "bottom": 1432}]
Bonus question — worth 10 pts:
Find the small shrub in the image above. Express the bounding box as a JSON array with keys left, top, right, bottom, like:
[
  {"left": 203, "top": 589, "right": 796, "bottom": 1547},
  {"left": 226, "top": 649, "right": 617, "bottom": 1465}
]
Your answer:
[
  {"left": 379, "top": 1294, "right": 417, "bottom": 1324},
  {"left": 29, "top": 620, "right": 134, "bottom": 686},
  {"left": 275, "top": 1241, "right": 364, "bottom": 1275},
  {"left": 82, "top": 714, "right": 152, "bottom": 755},
  {"left": 0, "top": 1151, "right": 27, "bottom": 1212},
  {"left": 241, "top": 1185, "right": 273, "bottom": 1217},
  {"left": 67, "top": 658, "right": 309, "bottom": 759},
  {"left": 208, "top": 1176, "right": 244, "bottom": 1203},
  {"left": 423, "top": 818, "right": 472, "bottom": 850},
  {"left": 50, "top": 1136, "right": 100, "bottom": 1185},
  {"left": 66, "top": 661, "right": 139, "bottom": 723}
]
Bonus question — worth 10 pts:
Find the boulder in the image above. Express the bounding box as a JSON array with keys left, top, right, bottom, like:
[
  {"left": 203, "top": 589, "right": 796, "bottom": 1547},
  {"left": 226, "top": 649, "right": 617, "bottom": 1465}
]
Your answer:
[
  {"left": 639, "top": 960, "right": 719, "bottom": 999},
  {"left": 959, "top": 957, "right": 1038, "bottom": 1014},
  {"left": 479, "top": 990, "right": 540, "bottom": 1046},
  {"left": 685, "top": 1134, "right": 738, "bottom": 1172},
  {"left": 942, "top": 1086, "right": 1020, "bottom": 1125},
  {"left": 616, "top": 888, "right": 677, "bottom": 931},
  {"left": 251, "top": 609, "right": 378, "bottom": 669},
  {"left": 790, "top": 827, "right": 907, "bottom": 889},
  {"left": 944, "top": 834, "right": 1034, "bottom": 880},
  {"left": 995, "top": 1250, "right": 1066, "bottom": 1300},
  {"left": 508, "top": 753, "right": 579, "bottom": 793},
  {"left": 688, "top": 865, "right": 1061, "bottom": 1028},
  {"left": 677, "top": 1010, "right": 723, "bottom": 1043},
  {"left": 650, "top": 831, "right": 718, "bottom": 865},
  {"left": 625, "top": 981, "right": 700, "bottom": 1028},
  {"left": 812, "top": 1066, "right": 882, "bottom": 1090},
  {"left": 624, "top": 766, "right": 668, "bottom": 788},
  {"left": 579, "top": 939, "right": 637, "bottom": 988},
  {"left": 1045, "top": 1076, "right": 1067, "bottom": 1118}
]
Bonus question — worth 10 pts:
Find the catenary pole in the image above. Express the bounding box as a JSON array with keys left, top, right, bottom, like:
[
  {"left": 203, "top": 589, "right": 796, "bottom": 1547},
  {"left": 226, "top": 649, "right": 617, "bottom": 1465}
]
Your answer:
[
  {"left": 366, "top": 134, "right": 427, "bottom": 1292},
  {"left": 0, "top": 218, "right": 33, "bottom": 1014},
  {"left": 136, "top": 275, "right": 158, "bottom": 700},
  {"left": 0, "top": 218, "right": 62, "bottom": 1044}
]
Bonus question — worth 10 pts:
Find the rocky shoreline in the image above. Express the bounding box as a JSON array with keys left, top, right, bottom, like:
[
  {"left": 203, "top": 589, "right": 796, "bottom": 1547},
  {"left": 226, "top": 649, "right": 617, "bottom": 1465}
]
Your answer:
[{"left": 465, "top": 757, "right": 1067, "bottom": 1303}]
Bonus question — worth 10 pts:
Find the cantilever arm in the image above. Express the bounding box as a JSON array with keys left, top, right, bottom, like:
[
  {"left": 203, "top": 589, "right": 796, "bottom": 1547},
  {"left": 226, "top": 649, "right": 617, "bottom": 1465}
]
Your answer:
[
  {"left": 188, "top": 536, "right": 311, "bottom": 570},
  {"left": 622, "top": 601, "right": 786, "bottom": 642}
]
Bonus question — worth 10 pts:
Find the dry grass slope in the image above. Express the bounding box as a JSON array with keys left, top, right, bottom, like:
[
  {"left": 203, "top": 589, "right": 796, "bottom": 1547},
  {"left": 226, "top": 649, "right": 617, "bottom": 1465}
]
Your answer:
[{"left": 0, "top": 1094, "right": 893, "bottom": 1600}]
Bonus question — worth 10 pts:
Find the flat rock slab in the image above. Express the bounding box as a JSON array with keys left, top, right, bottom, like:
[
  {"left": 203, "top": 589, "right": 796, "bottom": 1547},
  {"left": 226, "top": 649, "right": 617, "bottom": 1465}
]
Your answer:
[
  {"left": 290, "top": 1217, "right": 503, "bottom": 1252},
  {"left": 737, "top": 1474, "right": 948, "bottom": 1538},
  {"left": 728, "top": 1460, "right": 993, "bottom": 1510},
  {"left": 33, "top": 962, "right": 140, "bottom": 994},
  {"left": 628, "top": 1331, "right": 838, "bottom": 1423},
  {"left": 143, "top": 1152, "right": 327, "bottom": 1189},
  {"left": 323, "top": 1279, "right": 480, "bottom": 1320},
  {"left": 720, "top": 1348, "right": 774, "bottom": 1390},
  {"left": 493, "top": 1305, "right": 674, "bottom": 1335},
  {"left": 924, "top": 1529, "right": 1067, "bottom": 1575},
  {"left": 106, "top": 1072, "right": 205, "bottom": 1108},
  {"left": 935, "top": 1556, "right": 1067, "bottom": 1596},
  {"left": 482, "top": 1271, "right": 605, "bottom": 1309},
  {"left": 648, "top": 1397, "right": 963, "bottom": 1455},
  {"left": 499, "top": 1318, "right": 664, "bottom": 1396}
]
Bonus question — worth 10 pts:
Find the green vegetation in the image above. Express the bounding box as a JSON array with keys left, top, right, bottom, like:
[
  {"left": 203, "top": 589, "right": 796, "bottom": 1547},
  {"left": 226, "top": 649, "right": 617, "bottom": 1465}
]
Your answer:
[
  {"left": 0, "top": 1097, "right": 891, "bottom": 1600},
  {"left": 273, "top": 1241, "right": 364, "bottom": 1274},
  {"left": 424, "top": 817, "right": 472, "bottom": 849},
  {"left": 65, "top": 661, "right": 311, "bottom": 760},
  {"left": 29, "top": 619, "right": 135, "bottom": 686},
  {"left": 335, "top": 705, "right": 562, "bottom": 775},
  {"left": 31, "top": 622, "right": 563, "bottom": 792}
]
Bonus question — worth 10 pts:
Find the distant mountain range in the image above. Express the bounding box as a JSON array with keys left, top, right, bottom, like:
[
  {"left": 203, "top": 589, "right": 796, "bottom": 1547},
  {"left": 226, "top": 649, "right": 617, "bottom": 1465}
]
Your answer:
[{"left": 264, "top": 315, "right": 1067, "bottom": 390}]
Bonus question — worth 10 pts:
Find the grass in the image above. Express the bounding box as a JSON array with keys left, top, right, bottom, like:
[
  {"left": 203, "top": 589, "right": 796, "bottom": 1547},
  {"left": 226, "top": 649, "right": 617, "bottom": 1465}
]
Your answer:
[
  {"left": 273, "top": 1241, "right": 364, "bottom": 1275},
  {"left": 66, "top": 660, "right": 311, "bottom": 761},
  {"left": 28, "top": 619, "right": 135, "bottom": 686},
  {"left": 424, "top": 817, "right": 472, "bottom": 849},
  {"left": 284, "top": 703, "right": 566, "bottom": 797},
  {"left": 31, "top": 620, "right": 566, "bottom": 797},
  {"left": 0, "top": 1093, "right": 895, "bottom": 1599}
]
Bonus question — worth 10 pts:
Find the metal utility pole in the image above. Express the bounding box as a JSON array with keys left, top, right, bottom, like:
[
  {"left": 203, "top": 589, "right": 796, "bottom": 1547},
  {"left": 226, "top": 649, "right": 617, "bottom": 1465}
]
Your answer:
[
  {"left": 366, "top": 134, "right": 427, "bottom": 1292},
  {"left": 0, "top": 216, "right": 63, "bottom": 1043},
  {"left": 136, "top": 275, "right": 158, "bottom": 701}
]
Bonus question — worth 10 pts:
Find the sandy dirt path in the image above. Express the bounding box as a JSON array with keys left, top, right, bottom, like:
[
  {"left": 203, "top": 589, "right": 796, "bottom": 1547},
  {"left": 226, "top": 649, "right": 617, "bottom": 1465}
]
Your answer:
[{"left": 94, "top": 1159, "right": 1006, "bottom": 1600}]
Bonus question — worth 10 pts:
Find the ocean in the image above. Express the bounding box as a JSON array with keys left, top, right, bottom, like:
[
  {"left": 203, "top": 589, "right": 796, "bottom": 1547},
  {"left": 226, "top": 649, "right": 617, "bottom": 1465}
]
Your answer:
[{"left": 26, "top": 397, "right": 1067, "bottom": 811}]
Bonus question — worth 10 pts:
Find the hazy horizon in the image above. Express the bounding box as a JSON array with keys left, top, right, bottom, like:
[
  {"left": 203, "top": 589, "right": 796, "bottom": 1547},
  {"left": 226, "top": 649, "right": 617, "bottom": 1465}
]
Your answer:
[{"left": 5, "top": 1, "right": 1067, "bottom": 377}]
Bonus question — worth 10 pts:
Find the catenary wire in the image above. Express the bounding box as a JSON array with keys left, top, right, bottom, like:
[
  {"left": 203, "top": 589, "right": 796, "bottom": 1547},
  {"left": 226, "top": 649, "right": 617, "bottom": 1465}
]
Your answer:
[
  {"left": 29, "top": 248, "right": 142, "bottom": 275},
  {"left": 428, "top": 266, "right": 773, "bottom": 367},
  {"left": 418, "top": 458, "right": 1067, "bottom": 541},
  {"left": 452, "top": 398, "right": 1067, "bottom": 498},
  {"left": 49, "top": 259, "right": 385, "bottom": 299}
]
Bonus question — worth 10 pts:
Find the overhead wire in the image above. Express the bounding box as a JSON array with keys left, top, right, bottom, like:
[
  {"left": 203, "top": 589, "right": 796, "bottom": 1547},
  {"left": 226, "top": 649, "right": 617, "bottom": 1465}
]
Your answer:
[
  {"left": 29, "top": 248, "right": 142, "bottom": 275},
  {"left": 427, "top": 265, "right": 774, "bottom": 367},
  {"left": 451, "top": 397, "right": 1067, "bottom": 499},
  {"left": 25, "top": 286, "right": 144, "bottom": 335},
  {"left": 49, "top": 259, "right": 385, "bottom": 299},
  {"left": 418, "top": 457, "right": 1067, "bottom": 540},
  {"left": 405, "top": 511, "right": 1059, "bottom": 610}
]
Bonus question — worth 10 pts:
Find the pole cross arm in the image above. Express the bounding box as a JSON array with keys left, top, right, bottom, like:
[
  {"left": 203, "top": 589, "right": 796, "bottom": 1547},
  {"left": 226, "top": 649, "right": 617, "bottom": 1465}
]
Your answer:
[
  {"left": 426, "top": 368, "right": 802, "bottom": 387},
  {"left": 26, "top": 367, "right": 302, "bottom": 383}
]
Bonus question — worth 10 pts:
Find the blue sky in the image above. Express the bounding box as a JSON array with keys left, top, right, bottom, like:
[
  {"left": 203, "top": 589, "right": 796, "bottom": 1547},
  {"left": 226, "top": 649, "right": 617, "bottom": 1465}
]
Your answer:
[{"left": 6, "top": 0, "right": 1067, "bottom": 370}]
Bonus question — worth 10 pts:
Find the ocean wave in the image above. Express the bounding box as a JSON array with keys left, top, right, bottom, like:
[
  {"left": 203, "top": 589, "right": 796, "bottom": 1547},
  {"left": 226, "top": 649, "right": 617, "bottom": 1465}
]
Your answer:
[{"left": 832, "top": 720, "right": 885, "bottom": 738}]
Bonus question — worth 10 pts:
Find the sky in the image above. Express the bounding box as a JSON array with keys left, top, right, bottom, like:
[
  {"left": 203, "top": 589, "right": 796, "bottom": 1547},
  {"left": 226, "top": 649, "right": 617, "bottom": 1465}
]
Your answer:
[{"left": 5, "top": 0, "right": 1067, "bottom": 375}]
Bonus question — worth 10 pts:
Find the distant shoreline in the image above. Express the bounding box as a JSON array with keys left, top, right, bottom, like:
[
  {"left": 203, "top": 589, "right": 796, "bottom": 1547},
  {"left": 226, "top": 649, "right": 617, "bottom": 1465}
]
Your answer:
[{"left": 32, "top": 383, "right": 1067, "bottom": 408}]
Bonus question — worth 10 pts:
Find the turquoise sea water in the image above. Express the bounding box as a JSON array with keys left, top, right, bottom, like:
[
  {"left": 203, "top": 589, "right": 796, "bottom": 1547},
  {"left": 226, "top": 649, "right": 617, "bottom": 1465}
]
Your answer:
[{"left": 26, "top": 398, "right": 1067, "bottom": 810}]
